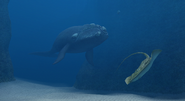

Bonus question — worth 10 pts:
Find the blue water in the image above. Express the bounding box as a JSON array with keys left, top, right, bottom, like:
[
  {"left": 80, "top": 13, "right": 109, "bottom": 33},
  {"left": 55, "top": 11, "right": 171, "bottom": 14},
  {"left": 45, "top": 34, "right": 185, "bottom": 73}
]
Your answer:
[
  {"left": 8, "top": 0, "right": 99, "bottom": 86},
  {"left": 7, "top": 0, "right": 184, "bottom": 89}
]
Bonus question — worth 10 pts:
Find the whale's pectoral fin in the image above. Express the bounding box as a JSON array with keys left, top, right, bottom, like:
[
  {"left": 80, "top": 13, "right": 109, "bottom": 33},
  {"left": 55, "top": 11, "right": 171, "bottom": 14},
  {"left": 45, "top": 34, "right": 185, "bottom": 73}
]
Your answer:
[
  {"left": 53, "top": 44, "right": 70, "bottom": 64},
  {"left": 85, "top": 49, "right": 94, "bottom": 66}
]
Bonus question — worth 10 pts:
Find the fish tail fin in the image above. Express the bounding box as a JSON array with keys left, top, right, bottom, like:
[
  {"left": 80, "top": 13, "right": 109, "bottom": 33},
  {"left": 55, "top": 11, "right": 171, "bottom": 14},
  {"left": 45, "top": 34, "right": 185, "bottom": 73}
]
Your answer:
[{"left": 151, "top": 49, "right": 162, "bottom": 62}]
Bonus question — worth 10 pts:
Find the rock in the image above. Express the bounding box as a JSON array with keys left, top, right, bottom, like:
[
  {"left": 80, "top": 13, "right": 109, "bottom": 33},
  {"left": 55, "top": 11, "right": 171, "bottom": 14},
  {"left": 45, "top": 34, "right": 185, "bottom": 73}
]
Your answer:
[{"left": 0, "top": 0, "right": 15, "bottom": 83}]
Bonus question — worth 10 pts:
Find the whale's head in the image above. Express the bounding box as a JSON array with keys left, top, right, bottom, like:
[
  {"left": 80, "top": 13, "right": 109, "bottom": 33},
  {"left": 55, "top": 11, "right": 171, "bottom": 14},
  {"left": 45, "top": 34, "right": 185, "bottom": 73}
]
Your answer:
[{"left": 69, "top": 23, "right": 108, "bottom": 52}]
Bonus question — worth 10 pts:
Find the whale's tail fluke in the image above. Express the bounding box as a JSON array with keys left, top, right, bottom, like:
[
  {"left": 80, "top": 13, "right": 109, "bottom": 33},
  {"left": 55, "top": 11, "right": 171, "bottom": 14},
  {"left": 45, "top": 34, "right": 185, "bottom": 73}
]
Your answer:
[{"left": 30, "top": 51, "right": 58, "bottom": 57}]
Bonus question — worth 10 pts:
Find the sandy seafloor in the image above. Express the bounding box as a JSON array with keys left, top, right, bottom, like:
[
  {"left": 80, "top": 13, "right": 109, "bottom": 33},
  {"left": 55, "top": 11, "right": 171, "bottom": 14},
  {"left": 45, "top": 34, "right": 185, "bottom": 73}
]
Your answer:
[{"left": 0, "top": 79, "right": 184, "bottom": 101}]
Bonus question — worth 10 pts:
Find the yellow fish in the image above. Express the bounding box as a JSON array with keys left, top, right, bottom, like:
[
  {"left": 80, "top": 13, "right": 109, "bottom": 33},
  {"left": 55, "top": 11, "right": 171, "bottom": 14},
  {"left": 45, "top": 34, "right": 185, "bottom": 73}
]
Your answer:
[{"left": 118, "top": 49, "right": 162, "bottom": 85}]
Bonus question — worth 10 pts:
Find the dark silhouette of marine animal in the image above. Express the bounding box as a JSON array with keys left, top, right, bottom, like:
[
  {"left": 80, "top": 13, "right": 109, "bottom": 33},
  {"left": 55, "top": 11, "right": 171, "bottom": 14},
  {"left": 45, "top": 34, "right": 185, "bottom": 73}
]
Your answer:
[{"left": 31, "top": 23, "right": 108, "bottom": 65}]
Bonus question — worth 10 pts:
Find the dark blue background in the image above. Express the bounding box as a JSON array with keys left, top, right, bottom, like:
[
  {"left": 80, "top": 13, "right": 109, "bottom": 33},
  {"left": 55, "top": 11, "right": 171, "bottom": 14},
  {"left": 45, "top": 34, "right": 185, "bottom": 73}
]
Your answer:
[{"left": 8, "top": 0, "right": 177, "bottom": 86}]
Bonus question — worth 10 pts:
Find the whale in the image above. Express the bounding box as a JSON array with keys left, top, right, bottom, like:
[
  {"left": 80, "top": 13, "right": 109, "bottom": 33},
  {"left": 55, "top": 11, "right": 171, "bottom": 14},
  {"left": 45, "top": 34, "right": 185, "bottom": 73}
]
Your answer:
[{"left": 31, "top": 23, "right": 108, "bottom": 65}]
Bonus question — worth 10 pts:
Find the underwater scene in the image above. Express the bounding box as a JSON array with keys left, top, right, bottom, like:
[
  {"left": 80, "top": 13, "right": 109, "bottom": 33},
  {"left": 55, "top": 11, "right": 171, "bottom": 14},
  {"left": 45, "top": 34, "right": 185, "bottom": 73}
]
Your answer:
[{"left": 0, "top": 0, "right": 185, "bottom": 101}]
